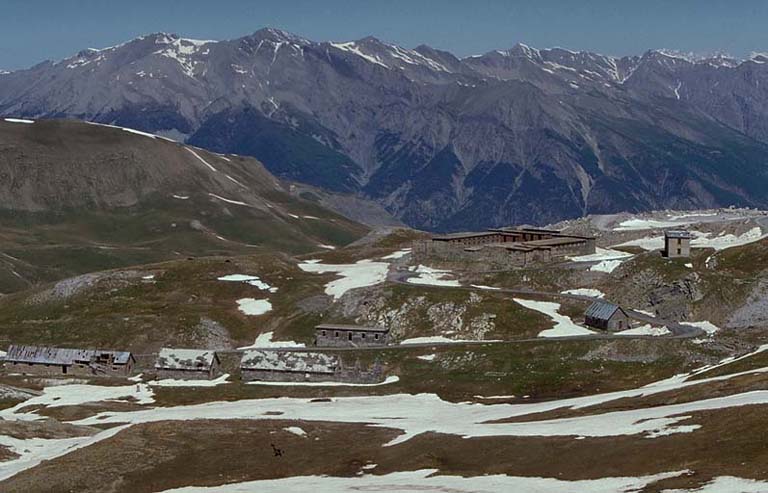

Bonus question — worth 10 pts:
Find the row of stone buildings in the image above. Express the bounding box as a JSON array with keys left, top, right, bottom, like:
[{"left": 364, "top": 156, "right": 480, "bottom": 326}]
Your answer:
[
  {"left": 414, "top": 227, "right": 596, "bottom": 269},
  {"left": 2, "top": 323, "right": 393, "bottom": 382}
]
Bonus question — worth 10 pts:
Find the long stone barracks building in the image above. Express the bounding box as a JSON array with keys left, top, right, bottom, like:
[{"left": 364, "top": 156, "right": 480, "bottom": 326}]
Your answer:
[
  {"left": 155, "top": 348, "right": 221, "bottom": 380},
  {"left": 413, "top": 227, "right": 596, "bottom": 269},
  {"left": 584, "top": 301, "right": 631, "bottom": 331},
  {"left": 240, "top": 349, "right": 384, "bottom": 384},
  {"left": 4, "top": 344, "right": 135, "bottom": 377},
  {"left": 314, "top": 324, "right": 391, "bottom": 348}
]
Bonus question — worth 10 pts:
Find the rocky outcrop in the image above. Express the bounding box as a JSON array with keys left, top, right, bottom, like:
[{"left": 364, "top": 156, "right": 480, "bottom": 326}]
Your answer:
[{"left": 337, "top": 287, "right": 496, "bottom": 341}]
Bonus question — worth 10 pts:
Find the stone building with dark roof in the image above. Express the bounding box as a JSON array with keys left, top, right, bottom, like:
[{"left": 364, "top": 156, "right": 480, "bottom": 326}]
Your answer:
[
  {"left": 584, "top": 301, "right": 631, "bottom": 332},
  {"left": 664, "top": 230, "right": 693, "bottom": 258},
  {"left": 155, "top": 348, "right": 221, "bottom": 380},
  {"left": 4, "top": 344, "right": 135, "bottom": 377},
  {"left": 314, "top": 324, "right": 390, "bottom": 348}
]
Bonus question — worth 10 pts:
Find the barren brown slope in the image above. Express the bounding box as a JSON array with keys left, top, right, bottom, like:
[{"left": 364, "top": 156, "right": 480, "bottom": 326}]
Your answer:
[{"left": 0, "top": 119, "right": 368, "bottom": 293}]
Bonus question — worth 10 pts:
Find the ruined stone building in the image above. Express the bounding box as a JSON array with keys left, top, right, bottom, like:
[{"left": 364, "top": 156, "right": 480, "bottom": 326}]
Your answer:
[
  {"left": 584, "top": 301, "right": 631, "bottom": 331},
  {"left": 154, "top": 348, "right": 221, "bottom": 380},
  {"left": 314, "top": 324, "right": 390, "bottom": 348},
  {"left": 413, "top": 227, "right": 596, "bottom": 269},
  {"left": 664, "top": 230, "right": 693, "bottom": 258},
  {"left": 240, "top": 349, "right": 384, "bottom": 384},
  {"left": 3, "top": 344, "right": 135, "bottom": 377}
]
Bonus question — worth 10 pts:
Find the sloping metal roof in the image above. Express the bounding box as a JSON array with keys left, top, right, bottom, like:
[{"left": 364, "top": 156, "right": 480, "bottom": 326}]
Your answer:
[
  {"left": 5, "top": 344, "right": 133, "bottom": 366},
  {"left": 665, "top": 230, "right": 693, "bottom": 239},
  {"left": 585, "top": 301, "right": 622, "bottom": 321},
  {"left": 155, "top": 348, "right": 217, "bottom": 371},
  {"left": 315, "top": 324, "right": 389, "bottom": 333},
  {"left": 240, "top": 350, "right": 338, "bottom": 374},
  {"left": 109, "top": 352, "right": 133, "bottom": 365}
]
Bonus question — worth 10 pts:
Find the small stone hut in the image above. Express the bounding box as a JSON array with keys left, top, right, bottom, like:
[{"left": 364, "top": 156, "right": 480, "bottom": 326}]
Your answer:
[
  {"left": 584, "top": 301, "right": 631, "bottom": 332},
  {"left": 154, "top": 348, "right": 221, "bottom": 380},
  {"left": 664, "top": 230, "right": 693, "bottom": 258},
  {"left": 314, "top": 324, "right": 390, "bottom": 348},
  {"left": 3, "top": 344, "right": 135, "bottom": 377}
]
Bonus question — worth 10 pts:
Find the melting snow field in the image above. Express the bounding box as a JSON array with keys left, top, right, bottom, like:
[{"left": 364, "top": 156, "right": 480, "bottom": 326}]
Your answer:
[
  {"left": 513, "top": 298, "right": 595, "bottom": 338},
  {"left": 616, "top": 324, "right": 671, "bottom": 337},
  {"left": 298, "top": 259, "right": 389, "bottom": 299},
  {"left": 406, "top": 265, "right": 460, "bottom": 287},
  {"left": 237, "top": 331, "right": 305, "bottom": 350},
  {"left": 680, "top": 321, "right": 720, "bottom": 336},
  {"left": 614, "top": 218, "right": 690, "bottom": 231},
  {"left": 235, "top": 298, "right": 272, "bottom": 316},
  {"left": 381, "top": 248, "right": 412, "bottom": 260},
  {"left": 568, "top": 248, "right": 634, "bottom": 273},
  {"left": 1, "top": 347, "right": 767, "bottom": 485},
  {"left": 561, "top": 288, "right": 605, "bottom": 298},
  {"left": 617, "top": 227, "right": 767, "bottom": 252},
  {"left": 159, "top": 468, "right": 689, "bottom": 493},
  {"left": 248, "top": 376, "right": 400, "bottom": 387}
]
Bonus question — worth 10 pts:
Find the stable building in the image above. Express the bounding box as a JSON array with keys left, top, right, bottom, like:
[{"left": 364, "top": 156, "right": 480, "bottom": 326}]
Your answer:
[
  {"left": 240, "top": 350, "right": 340, "bottom": 382},
  {"left": 3, "top": 344, "right": 135, "bottom": 377},
  {"left": 155, "top": 348, "right": 221, "bottom": 380},
  {"left": 314, "top": 324, "right": 390, "bottom": 348},
  {"left": 664, "top": 230, "right": 693, "bottom": 258},
  {"left": 584, "top": 301, "right": 631, "bottom": 332}
]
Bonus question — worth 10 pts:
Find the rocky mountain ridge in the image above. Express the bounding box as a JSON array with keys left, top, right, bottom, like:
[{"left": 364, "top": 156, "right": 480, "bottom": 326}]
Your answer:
[{"left": 3, "top": 29, "right": 768, "bottom": 230}]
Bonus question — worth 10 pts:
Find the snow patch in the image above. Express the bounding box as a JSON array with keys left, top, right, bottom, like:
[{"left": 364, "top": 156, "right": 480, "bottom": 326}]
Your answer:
[
  {"left": 218, "top": 274, "right": 277, "bottom": 293},
  {"left": 3, "top": 118, "right": 34, "bottom": 124},
  {"left": 237, "top": 331, "right": 305, "bottom": 350},
  {"left": 248, "top": 376, "right": 400, "bottom": 387},
  {"left": 616, "top": 325, "right": 671, "bottom": 336},
  {"left": 149, "top": 374, "right": 230, "bottom": 387},
  {"left": 236, "top": 298, "right": 272, "bottom": 316},
  {"left": 569, "top": 248, "right": 633, "bottom": 273},
  {"left": 381, "top": 248, "right": 411, "bottom": 260},
  {"left": 561, "top": 288, "right": 605, "bottom": 298},
  {"left": 407, "top": 265, "right": 460, "bottom": 287},
  {"left": 283, "top": 426, "right": 306, "bottom": 437},
  {"left": 513, "top": 298, "right": 595, "bottom": 338},
  {"left": 298, "top": 259, "right": 389, "bottom": 300}
]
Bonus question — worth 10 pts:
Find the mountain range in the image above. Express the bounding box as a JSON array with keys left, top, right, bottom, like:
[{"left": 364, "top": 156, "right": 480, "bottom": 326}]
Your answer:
[{"left": 3, "top": 28, "right": 768, "bottom": 231}]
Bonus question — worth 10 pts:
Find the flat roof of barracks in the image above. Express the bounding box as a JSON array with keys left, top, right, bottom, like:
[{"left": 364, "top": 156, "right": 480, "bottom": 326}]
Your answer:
[
  {"left": 315, "top": 324, "right": 390, "bottom": 333},
  {"left": 432, "top": 227, "right": 594, "bottom": 242}
]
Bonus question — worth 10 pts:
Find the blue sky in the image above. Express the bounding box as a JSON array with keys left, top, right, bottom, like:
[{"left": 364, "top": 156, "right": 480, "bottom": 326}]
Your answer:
[{"left": 2, "top": 0, "right": 768, "bottom": 69}]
